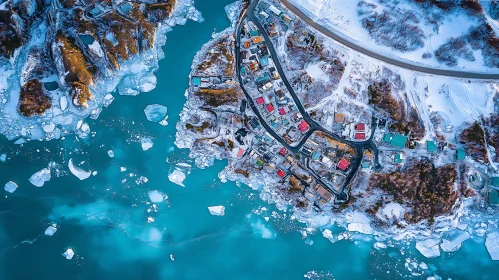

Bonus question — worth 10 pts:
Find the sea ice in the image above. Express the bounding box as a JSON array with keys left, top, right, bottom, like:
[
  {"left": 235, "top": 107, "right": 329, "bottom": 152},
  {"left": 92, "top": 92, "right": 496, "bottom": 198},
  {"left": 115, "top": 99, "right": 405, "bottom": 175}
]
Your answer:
[
  {"left": 42, "top": 123, "right": 55, "bottom": 133},
  {"left": 148, "top": 228, "right": 162, "bottom": 242},
  {"left": 170, "top": 254, "right": 175, "bottom": 261},
  {"left": 108, "top": 150, "right": 115, "bottom": 158},
  {"left": 485, "top": 232, "right": 499, "bottom": 260},
  {"left": 68, "top": 159, "right": 91, "bottom": 180},
  {"left": 62, "top": 248, "right": 74, "bottom": 260},
  {"left": 0, "top": 153, "right": 6, "bottom": 162},
  {"left": 415, "top": 239, "right": 441, "bottom": 258},
  {"left": 168, "top": 169, "right": 186, "bottom": 187},
  {"left": 141, "top": 138, "right": 154, "bottom": 151},
  {"left": 4, "top": 181, "right": 18, "bottom": 193},
  {"left": 322, "top": 229, "right": 336, "bottom": 243},
  {"left": 208, "top": 205, "right": 225, "bottom": 216},
  {"left": 44, "top": 224, "right": 57, "bottom": 236},
  {"left": 144, "top": 104, "right": 168, "bottom": 123},
  {"left": 148, "top": 190, "right": 165, "bottom": 203},
  {"left": 440, "top": 230, "right": 470, "bottom": 252},
  {"left": 29, "top": 168, "right": 51, "bottom": 187},
  {"left": 374, "top": 242, "right": 388, "bottom": 250}
]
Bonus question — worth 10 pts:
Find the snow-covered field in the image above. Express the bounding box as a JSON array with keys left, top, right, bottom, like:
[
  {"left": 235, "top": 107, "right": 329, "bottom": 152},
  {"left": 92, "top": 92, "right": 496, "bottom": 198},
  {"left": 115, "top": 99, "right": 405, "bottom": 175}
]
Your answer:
[{"left": 288, "top": 0, "right": 499, "bottom": 72}]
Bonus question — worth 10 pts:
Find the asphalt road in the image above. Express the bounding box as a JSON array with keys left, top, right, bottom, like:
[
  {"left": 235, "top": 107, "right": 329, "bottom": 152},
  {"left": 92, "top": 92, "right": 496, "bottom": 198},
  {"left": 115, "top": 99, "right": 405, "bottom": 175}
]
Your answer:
[{"left": 280, "top": 0, "right": 499, "bottom": 80}]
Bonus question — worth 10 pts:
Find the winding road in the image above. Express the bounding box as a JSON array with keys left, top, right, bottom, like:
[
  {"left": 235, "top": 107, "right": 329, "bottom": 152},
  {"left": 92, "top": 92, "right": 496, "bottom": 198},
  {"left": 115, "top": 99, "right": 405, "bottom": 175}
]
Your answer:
[{"left": 280, "top": 0, "right": 499, "bottom": 80}]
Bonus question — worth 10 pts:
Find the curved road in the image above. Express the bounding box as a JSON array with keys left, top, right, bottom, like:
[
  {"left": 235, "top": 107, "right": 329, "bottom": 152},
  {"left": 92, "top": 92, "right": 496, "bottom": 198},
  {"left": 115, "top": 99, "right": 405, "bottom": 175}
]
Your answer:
[{"left": 280, "top": 0, "right": 499, "bottom": 80}]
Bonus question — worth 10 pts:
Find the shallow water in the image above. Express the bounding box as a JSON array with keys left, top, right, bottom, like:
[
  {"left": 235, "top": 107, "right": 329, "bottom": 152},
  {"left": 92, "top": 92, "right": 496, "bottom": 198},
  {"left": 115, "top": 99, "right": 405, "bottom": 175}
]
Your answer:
[{"left": 1, "top": 1, "right": 498, "bottom": 279}]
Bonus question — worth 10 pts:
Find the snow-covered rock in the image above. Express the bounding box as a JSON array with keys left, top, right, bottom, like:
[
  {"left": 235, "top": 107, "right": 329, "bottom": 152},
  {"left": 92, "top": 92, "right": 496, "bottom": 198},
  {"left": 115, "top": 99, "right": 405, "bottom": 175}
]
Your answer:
[
  {"left": 68, "top": 159, "right": 91, "bottom": 180},
  {"left": 208, "top": 205, "right": 225, "bottom": 216},
  {"left": 144, "top": 104, "right": 168, "bottom": 123},
  {"left": 62, "top": 248, "right": 74, "bottom": 260},
  {"left": 168, "top": 169, "right": 186, "bottom": 187},
  {"left": 148, "top": 190, "right": 165, "bottom": 203},
  {"left": 29, "top": 168, "right": 51, "bottom": 187},
  {"left": 44, "top": 224, "right": 57, "bottom": 236},
  {"left": 416, "top": 239, "right": 441, "bottom": 258},
  {"left": 485, "top": 232, "right": 499, "bottom": 261},
  {"left": 4, "top": 181, "right": 18, "bottom": 193},
  {"left": 141, "top": 137, "right": 154, "bottom": 151}
]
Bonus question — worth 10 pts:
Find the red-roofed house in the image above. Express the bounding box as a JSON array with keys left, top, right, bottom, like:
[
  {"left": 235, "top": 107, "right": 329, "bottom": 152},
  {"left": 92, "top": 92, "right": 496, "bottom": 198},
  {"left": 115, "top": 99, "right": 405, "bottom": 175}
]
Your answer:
[
  {"left": 298, "top": 120, "right": 309, "bottom": 133},
  {"left": 355, "top": 132, "right": 365, "bottom": 140},
  {"left": 337, "top": 158, "right": 350, "bottom": 171},
  {"left": 355, "top": 123, "right": 365, "bottom": 131},
  {"left": 256, "top": 97, "right": 264, "bottom": 105},
  {"left": 266, "top": 104, "right": 274, "bottom": 113},
  {"left": 237, "top": 148, "right": 245, "bottom": 157},
  {"left": 279, "top": 147, "right": 288, "bottom": 156},
  {"left": 277, "top": 169, "right": 286, "bottom": 178},
  {"left": 279, "top": 107, "right": 286, "bottom": 115}
]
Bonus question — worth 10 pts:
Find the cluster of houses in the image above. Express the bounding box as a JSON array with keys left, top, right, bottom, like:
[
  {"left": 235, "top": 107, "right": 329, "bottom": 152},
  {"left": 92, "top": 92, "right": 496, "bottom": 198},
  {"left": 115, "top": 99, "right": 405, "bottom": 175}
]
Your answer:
[
  {"left": 331, "top": 113, "right": 371, "bottom": 141},
  {"left": 239, "top": 20, "right": 310, "bottom": 144}
]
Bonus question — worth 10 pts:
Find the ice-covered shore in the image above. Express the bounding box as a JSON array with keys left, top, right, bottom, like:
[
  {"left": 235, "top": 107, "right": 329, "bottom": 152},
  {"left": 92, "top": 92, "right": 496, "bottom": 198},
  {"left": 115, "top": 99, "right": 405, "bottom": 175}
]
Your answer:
[{"left": 0, "top": 0, "right": 202, "bottom": 142}]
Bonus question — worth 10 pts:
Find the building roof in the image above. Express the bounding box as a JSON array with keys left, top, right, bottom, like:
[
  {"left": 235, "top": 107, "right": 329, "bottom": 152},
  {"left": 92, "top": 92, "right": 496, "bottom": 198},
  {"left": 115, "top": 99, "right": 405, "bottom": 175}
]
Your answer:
[
  {"left": 314, "top": 185, "right": 332, "bottom": 201},
  {"left": 266, "top": 104, "right": 274, "bottom": 112},
  {"left": 243, "top": 41, "right": 251, "bottom": 48},
  {"left": 251, "top": 36, "right": 263, "bottom": 44},
  {"left": 427, "top": 140, "right": 437, "bottom": 152},
  {"left": 355, "top": 123, "right": 365, "bottom": 131},
  {"left": 279, "top": 108, "right": 286, "bottom": 115},
  {"left": 237, "top": 148, "right": 245, "bottom": 157},
  {"left": 337, "top": 158, "right": 350, "bottom": 171},
  {"left": 334, "top": 113, "right": 345, "bottom": 123},
  {"left": 269, "top": 5, "right": 282, "bottom": 15},
  {"left": 298, "top": 120, "right": 309, "bottom": 133},
  {"left": 277, "top": 169, "right": 286, "bottom": 178},
  {"left": 456, "top": 148, "right": 465, "bottom": 160},
  {"left": 256, "top": 97, "right": 264, "bottom": 105},
  {"left": 260, "top": 56, "right": 269, "bottom": 66},
  {"left": 394, "top": 153, "right": 403, "bottom": 164},
  {"left": 391, "top": 134, "right": 407, "bottom": 149},
  {"left": 383, "top": 134, "right": 393, "bottom": 143},
  {"left": 355, "top": 132, "right": 365, "bottom": 140},
  {"left": 279, "top": 147, "right": 288, "bottom": 156},
  {"left": 311, "top": 151, "right": 321, "bottom": 160},
  {"left": 489, "top": 188, "right": 499, "bottom": 206},
  {"left": 249, "top": 30, "right": 260, "bottom": 37},
  {"left": 191, "top": 77, "right": 201, "bottom": 86},
  {"left": 491, "top": 177, "right": 499, "bottom": 187}
]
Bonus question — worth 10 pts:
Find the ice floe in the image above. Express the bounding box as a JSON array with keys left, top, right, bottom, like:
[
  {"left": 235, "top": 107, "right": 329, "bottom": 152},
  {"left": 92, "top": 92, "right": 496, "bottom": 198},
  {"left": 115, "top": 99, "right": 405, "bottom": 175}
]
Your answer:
[
  {"left": 322, "top": 229, "right": 336, "bottom": 243},
  {"left": 68, "top": 159, "right": 92, "bottom": 180},
  {"left": 144, "top": 104, "right": 168, "bottom": 124},
  {"left": 148, "top": 190, "right": 165, "bottom": 203},
  {"left": 4, "top": 181, "right": 18, "bottom": 193},
  {"left": 168, "top": 169, "right": 186, "bottom": 187},
  {"left": 0, "top": 153, "right": 6, "bottom": 162},
  {"left": 62, "top": 248, "right": 74, "bottom": 260},
  {"left": 148, "top": 228, "right": 162, "bottom": 242},
  {"left": 440, "top": 230, "right": 470, "bottom": 252},
  {"left": 415, "top": 239, "right": 441, "bottom": 258},
  {"left": 346, "top": 212, "right": 373, "bottom": 234},
  {"left": 107, "top": 150, "right": 115, "bottom": 158},
  {"left": 208, "top": 205, "right": 225, "bottom": 216},
  {"left": 141, "top": 137, "right": 154, "bottom": 151},
  {"left": 29, "top": 168, "right": 51, "bottom": 187},
  {"left": 485, "top": 232, "right": 499, "bottom": 261},
  {"left": 44, "top": 224, "right": 57, "bottom": 236},
  {"left": 170, "top": 254, "right": 175, "bottom": 261}
]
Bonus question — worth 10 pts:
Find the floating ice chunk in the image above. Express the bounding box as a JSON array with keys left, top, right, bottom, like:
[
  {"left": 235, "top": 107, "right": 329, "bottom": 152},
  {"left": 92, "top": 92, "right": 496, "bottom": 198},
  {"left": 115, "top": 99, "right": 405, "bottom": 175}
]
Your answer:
[
  {"left": 0, "top": 153, "right": 6, "bottom": 162},
  {"left": 148, "top": 190, "right": 165, "bottom": 203},
  {"left": 141, "top": 138, "right": 153, "bottom": 151},
  {"left": 108, "top": 150, "right": 115, "bottom": 158},
  {"left": 419, "top": 262, "right": 428, "bottom": 270},
  {"left": 62, "top": 248, "right": 74, "bottom": 260},
  {"left": 264, "top": 216, "right": 269, "bottom": 222},
  {"left": 120, "top": 166, "right": 127, "bottom": 172},
  {"left": 14, "top": 138, "right": 26, "bottom": 145},
  {"left": 346, "top": 212, "right": 373, "bottom": 234},
  {"left": 168, "top": 169, "right": 185, "bottom": 187},
  {"left": 485, "top": 232, "right": 499, "bottom": 260},
  {"left": 208, "top": 205, "right": 225, "bottom": 216},
  {"left": 415, "top": 239, "right": 441, "bottom": 258},
  {"left": 60, "top": 96, "right": 68, "bottom": 111},
  {"left": 103, "top": 93, "right": 114, "bottom": 107},
  {"left": 440, "top": 231, "right": 470, "bottom": 252},
  {"left": 44, "top": 224, "right": 57, "bottom": 236},
  {"left": 322, "top": 229, "right": 337, "bottom": 243},
  {"left": 4, "top": 181, "right": 18, "bottom": 193},
  {"left": 374, "top": 242, "right": 387, "bottom": 250},
  {"left": 42, "top": 123, "right": 55, "bottom": 133},
  {"left": 144, "top": 104, "right": 168, "bottom": 123},
  {"left": 148, "top": 228, "right": 162, "bottom": 242},
  {"left": 29, "top": 168, "right": 51, "bottom": 187},
  {"left": 147, "top": 217, "right": 155, "bottom": 223},
  {"left": 68, "top": 159, "right": 91, "bottom": 180},
  {"left": 170, "top": 254, "right": 175, "bottom": 261}
]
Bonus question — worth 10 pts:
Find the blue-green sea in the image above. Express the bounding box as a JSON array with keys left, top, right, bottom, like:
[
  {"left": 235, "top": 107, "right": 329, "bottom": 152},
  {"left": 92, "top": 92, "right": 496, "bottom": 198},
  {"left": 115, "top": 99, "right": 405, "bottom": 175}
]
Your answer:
[{"left": 1, "top": 1, "right": 498, "bottom": 279}]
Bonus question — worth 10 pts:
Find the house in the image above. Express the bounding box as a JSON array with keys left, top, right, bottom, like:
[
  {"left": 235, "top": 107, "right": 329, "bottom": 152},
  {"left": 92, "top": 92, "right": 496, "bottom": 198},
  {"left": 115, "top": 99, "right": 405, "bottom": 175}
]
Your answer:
[
  {"left": 301, "top": 147, "right": 313, "bottom": 157},
  {"left": 266, "top": 104, "right": 274, "bottom": 113},
  {"left": 334, "top": 113, "right": 345, "bottom": 123},
  {"left": 277, "top": 169, "right": 286, "bottom": 178},
  {"left": 488, "top": 187, "right": 499, "bottom": 206},
  {"left": 298, "top": 120, "right": 310, "bottom": 133},
  {"left": 89, "top": 6, "right": 103, "bottom": 17},
  {"left": 427, "top": 140, "right": 437, "bottom": 153},
  {"left": 191, "top": 77, "right": 201, "bottom": 87},
  {"left": 256, "top": 97, "right": 264, "bottom": 105},
  {"left": 119, "top": 2, "right": 132, "bottom": 13},
  {"left": 490, "top": 177, "right": 499, "bottom": 187},
  {"left": 393, "top": 153, "right": 404, "bottom": 164},
  {"left": 455, "top": 148, "right": 465, "bottom": 161},
  {"left": 282, "top": 14, "right": 292, "bottom": 23},
  {"left": 249, "top": 30, "right": 260, "bottom": 37},
  {"left": 251, "top": 36, "right": 263, "bottom": 44},
  {"left": 313, "top": 184, "right": 333, "bottom": 201},
  {"left": 384, "top": 133, "right": 407, "bottom": 149},
  {"left": 337, "top": 158, "right": 350, "bottom": 171},
  {"left": 243, "top": 41, "right": 251, "bottom": 48},
  {"left": 279, "top": 147, "right": 288, "bottom": 156},
  {"left": 355, "top": 123, "right": 365, "bottom": 131},
  {"left": 269, "top": 5, "right": 282, "bottom": 16},
  {"left": 237, "top": 148, "right": 245, "bottom": 157},
  {"left": 279, "top": 107, "right": 286, "bottom": 115},
  {"left": 355, "top": 132, "right": 365, "bottom": 140},
  {"left": 260, "top": 56, "right": 269, "bottom": 67},
  {"left": 311, "top": 151, "right": 321, "bottom": 161},
  {"left": 259, "top": 11, "right": 270, "bottom": 20}
]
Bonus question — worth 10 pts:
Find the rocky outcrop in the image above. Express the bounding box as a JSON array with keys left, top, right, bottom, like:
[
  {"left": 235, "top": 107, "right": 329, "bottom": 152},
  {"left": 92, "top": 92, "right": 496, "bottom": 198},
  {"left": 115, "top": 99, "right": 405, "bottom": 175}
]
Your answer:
[
  {"left": 459, "top": 121, "right": 488, "bottom": 163},
  {"left": 18, "top": 79, "right": 52, "bottom": 116},
  {"left": 71, "top": 81, "right": 93, "bottom": 108},
  {"left": 369, "top": 160, "right": 459, "bottom": 224},
  {"left": 0, "top": 10, "right": 24, "bottom": 58}
]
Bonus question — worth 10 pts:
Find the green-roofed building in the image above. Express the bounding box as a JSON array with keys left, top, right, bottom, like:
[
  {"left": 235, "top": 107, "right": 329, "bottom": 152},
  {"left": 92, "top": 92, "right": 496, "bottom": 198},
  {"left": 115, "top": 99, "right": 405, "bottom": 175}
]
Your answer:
[
  {"left": 249, "top": 30, "right": 260, "bottom": 37},
  {"left": 427, "top": 141, "right": 437, "bottom": 153},
  {"left": 383, "top": 134, "right": 393, "bottom": 144},
  {"left": 394, "top": 153, "right": 403, "bottom": 164},
  {"left": 491, "top": 177, "right": 499, "bottom": 187},
  {"left": 488, "top": 188, "right": 499, "bottom": 206},
  {"left": 255, "top": 159, "right": 264, "bottom": 167},
  {"left": 311, "top": 151, "right": 321, "bottom": 161},
  {"left": 455, "top": 148, "right": 465, "bottom": 161},
  {"left": 391, "top": 134, "right": 408, "bottom": 149},
  {"left": 192, "top": 77, "right": 201, "bottom": 86}
]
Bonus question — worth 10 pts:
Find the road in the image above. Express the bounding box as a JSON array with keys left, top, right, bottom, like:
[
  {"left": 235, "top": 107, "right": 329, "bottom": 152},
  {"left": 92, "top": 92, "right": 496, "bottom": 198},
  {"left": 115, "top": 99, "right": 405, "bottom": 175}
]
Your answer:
[
  {"left": 235, "top": 0, "right": 380, "bottom": 201},
  {"left": 280, "top": 0, "right": 499, "bottom": 80}
]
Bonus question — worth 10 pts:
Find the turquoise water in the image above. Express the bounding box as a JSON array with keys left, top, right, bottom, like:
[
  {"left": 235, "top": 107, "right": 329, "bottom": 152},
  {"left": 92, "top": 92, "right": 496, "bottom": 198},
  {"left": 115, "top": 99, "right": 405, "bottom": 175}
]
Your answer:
[{"left": 1, "top": 1, "right": 499, "bottom": 279}]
